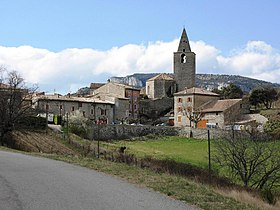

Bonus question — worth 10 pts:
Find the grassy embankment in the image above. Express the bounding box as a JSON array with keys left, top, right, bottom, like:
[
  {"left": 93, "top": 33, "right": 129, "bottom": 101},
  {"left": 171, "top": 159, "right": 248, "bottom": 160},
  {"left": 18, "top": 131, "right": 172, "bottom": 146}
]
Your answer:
[
  {"left": 0, "top": 144, "right": 260, "bottom": 210},
  {"left": 1, "top": 130, "right": 279, "bottom": 210}
]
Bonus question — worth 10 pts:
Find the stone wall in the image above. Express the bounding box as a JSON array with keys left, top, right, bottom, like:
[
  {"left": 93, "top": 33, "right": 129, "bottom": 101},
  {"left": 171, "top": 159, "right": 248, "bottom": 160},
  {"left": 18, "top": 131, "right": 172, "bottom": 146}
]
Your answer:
[
  {"left": 86, "top": 124, "right": 269, "bottom": 141},
  {"left": 88, "top": 124, "right": 179, "bottom": 140}
]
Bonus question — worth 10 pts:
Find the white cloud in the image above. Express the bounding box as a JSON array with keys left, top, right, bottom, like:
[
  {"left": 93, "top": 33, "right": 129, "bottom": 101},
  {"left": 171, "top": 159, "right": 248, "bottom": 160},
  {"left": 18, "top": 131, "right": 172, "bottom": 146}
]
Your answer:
[
  {"left": 190, "top": 41, "right": 220, "bottom": 73},
  {"left": 0, "top": 39, "right": 279, "bottom": 94},
  {"left": 217, "top": 41, "right": 280, "bottom": 82}
]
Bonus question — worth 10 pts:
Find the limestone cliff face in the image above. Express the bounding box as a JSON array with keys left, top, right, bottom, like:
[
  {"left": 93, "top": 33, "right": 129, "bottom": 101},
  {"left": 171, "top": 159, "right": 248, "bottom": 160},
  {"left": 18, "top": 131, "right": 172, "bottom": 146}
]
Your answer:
[
  {"left": 110, "top": 76, "right": 143, "bottom": 87},
  {"left": 110, "top": 73, "right": 159, "bottom": 88}
]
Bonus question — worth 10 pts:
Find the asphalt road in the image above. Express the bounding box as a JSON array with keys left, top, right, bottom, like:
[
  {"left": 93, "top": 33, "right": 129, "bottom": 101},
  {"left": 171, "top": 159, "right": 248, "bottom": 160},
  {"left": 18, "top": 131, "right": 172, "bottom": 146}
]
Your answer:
[{"left": 0, "top": 151, "right": 196, "bottom": 210}]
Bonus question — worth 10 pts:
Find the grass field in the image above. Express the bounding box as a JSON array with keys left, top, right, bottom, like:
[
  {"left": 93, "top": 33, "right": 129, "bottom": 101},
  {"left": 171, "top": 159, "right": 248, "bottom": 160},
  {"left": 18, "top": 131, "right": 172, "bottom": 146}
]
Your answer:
[
  {"left": 106, "top": 135, "right": 280, "bottom": 171},
  {"left": 106, "top": 136, "right": 210, "bottom": 168}
]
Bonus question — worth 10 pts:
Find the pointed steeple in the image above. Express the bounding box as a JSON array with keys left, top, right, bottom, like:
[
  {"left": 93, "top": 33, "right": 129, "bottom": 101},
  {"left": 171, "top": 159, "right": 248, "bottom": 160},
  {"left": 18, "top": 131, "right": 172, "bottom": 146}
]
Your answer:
[{"left": 177, "top": 28, "right": 191, "bottom": 52}]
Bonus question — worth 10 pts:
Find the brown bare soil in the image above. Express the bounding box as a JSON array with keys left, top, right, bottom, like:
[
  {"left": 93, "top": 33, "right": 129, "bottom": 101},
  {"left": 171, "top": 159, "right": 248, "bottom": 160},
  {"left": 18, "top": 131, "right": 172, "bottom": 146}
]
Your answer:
[{"left": 6, "top": 130, "right": 75, "bottom": 155}]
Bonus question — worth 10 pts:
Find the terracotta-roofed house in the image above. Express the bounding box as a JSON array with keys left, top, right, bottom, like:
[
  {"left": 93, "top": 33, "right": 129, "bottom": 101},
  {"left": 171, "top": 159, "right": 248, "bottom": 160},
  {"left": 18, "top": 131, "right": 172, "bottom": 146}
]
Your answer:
[{"left": 174, "top": 87, "right": 249, "bottom": 128}]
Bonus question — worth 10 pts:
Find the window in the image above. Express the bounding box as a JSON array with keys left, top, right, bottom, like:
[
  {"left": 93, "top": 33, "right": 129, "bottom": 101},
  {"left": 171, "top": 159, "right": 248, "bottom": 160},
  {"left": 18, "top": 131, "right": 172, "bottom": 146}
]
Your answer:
[
  {"left": 46, "top": 104, "right": 49, "bottom": 110},
  {"left": 101, "top": 109, "right": 107, "bottom": 115},
  {"left": 78, "top": 102, "right": 82, "bottom": 108},
  {"left": 134, "top": 104, "right": 137, "bottom": 109},
  {"left": 83, "top": 111, "right": 86, "bottom": 117},
  {"left": 91, "top": 109, "right": 93, "bottom": 115},
  {"left": 240, "top": 104, "right": 243, "bottom": 108},
  {"left": 178, "top": 116, "right": 182, "bottom": 123},
  {"left": 216, "top": 112, "right": 219, "bottom": 115},
  {"left": 72, "top": 106, "right": 75, "bottom": 111},
  {"left": 178, "top": 98, "right": 182, "bottom": 103},
  {"left": 59, "top": 105, "right": 63, "bottom": 110},
  {"left": 187, "top": 97, "right": 192, "bottom": 102}
]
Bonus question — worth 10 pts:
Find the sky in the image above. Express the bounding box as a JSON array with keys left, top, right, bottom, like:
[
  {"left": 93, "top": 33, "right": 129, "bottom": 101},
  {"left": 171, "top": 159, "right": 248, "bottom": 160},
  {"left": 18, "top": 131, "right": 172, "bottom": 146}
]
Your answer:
[{"left": 0, "top": 0, "right": 279, "bottom": 94}]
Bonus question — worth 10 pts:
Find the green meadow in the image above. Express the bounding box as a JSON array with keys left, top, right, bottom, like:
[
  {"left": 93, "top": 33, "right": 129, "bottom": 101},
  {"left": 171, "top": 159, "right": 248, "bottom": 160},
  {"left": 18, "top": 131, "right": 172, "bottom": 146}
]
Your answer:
[{"left": 106, "top": 136, "right": 210, "bottom": 168}]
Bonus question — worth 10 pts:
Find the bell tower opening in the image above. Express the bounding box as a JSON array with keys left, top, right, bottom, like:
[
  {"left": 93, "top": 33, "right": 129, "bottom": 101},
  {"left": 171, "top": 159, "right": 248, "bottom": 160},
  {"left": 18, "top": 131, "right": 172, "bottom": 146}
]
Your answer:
[{"left": 181, "top": 54, "right": 186, "bottom": 63}]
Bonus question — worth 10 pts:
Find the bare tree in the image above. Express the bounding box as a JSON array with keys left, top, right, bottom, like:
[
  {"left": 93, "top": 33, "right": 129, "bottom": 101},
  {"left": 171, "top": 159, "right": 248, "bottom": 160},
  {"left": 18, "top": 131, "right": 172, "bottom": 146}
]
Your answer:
[
  {"left": 214, "top": 137, "right": 280, "bottom": 192},
  {"left": 182, "top": 103, "right": 203, "bottom": 128},
  {"left": 0, "top": 67, "right": 37, "bottom": 145}
]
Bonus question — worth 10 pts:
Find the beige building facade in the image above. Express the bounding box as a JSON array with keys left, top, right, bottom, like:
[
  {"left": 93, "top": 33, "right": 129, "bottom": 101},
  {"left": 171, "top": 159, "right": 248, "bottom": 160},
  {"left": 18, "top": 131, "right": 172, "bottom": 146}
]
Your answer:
[
  {"left": 34, "top": 94, "right": 115, "bottom": 124},
  {"left": 174, "top": 87, "right": 248, "bottom": 128},
  {"left": 93, "top": 82, "right": 140, "bottom": 119}
]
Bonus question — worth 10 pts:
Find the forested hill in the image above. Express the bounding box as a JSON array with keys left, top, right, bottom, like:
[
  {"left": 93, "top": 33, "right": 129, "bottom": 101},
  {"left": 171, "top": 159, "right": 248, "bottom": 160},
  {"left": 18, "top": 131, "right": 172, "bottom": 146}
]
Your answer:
[{"left": 110, "top": 73, "right": 280, "bottom": 93}]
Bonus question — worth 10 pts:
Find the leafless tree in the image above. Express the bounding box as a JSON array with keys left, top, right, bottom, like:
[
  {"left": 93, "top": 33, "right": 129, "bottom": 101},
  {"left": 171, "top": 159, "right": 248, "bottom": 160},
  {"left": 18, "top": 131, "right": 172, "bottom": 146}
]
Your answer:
[
  {"left": 214, "top": 137, "right": 280, "bottom": 192},
  {"left": 0, "top": 67, "right": 37, "bottom": 145},
  {"left": 183, "top": 105, "right": 203, "bottom": 128}
]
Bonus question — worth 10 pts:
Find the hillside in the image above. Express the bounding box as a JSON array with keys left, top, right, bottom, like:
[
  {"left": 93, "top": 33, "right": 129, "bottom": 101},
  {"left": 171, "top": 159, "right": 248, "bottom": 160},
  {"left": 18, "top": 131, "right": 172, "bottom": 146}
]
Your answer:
[
  {"left": 75, "top": 73, "right": 280, "bottom": 95},
  {"left": 6, "top": 130, "right": 75, "bottom": 155},
  {"left": 110, "top": 73, "right": 280, "bottom": 93}
]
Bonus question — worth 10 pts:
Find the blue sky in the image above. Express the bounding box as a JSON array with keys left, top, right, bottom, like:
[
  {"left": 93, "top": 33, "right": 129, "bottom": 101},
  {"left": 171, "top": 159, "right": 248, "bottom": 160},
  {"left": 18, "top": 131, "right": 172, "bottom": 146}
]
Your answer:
[{"left": 0, "top": 0, "right": 279, "bottom": 93}]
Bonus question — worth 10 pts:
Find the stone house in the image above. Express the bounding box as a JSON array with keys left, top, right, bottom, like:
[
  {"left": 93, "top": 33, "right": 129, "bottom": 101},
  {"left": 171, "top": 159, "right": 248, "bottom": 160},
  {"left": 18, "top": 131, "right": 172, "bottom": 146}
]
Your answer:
[
  {"left": 34, "top": 94, "right": 115, "bottom": 124},
  {"left": 174, "top": 87, "right": 249, "bottom": 128},
  {"left": 145, "top": 73, "right": 175, "bottom": 99},
  {"left": 93, "top": 82, "right": 140, "bottom": 119},
  {"left": 86, "top": 92, "right": 129, "bottom": 123},
  {"left": 89, "top": 83, "right": 105, "bottom": 95}
]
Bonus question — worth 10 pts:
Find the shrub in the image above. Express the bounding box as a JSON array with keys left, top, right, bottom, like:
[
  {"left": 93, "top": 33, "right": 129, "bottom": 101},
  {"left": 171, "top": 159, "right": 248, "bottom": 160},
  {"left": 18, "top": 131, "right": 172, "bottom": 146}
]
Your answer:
[{"left": 69, "top": 124, "right": 88, "bottom": 139}]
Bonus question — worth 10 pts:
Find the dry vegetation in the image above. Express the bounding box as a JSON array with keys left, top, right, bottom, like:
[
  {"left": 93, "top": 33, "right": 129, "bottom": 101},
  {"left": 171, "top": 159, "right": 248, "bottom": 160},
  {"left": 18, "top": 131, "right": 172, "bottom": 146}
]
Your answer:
[{"left": 5, "top": 130, "right": 75, "bottom": 155}]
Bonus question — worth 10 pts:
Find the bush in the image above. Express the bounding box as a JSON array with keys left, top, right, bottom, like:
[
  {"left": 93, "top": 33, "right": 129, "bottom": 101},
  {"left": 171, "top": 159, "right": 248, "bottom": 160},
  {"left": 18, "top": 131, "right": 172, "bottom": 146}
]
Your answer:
[
  {"left": 261, "top": 189, "right": 276, "bottom": 205},
  {"left": 69, "top": 124, "right": 88, "bottom": 139},
  {"left": 17, "top": 116, "right": 46, "bottom": 129},
  {"left": 264, "top": 116, "right": 280, "bottom": 139}
]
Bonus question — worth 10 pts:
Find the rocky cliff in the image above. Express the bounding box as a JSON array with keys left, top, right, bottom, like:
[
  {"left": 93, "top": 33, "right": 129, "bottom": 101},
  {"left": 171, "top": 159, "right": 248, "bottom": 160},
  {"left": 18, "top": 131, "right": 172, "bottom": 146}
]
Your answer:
[
  {"left": 110, "top": 73, "right": 280, "bottom": 93},
  {"left": 75, "top": 73, "right": 280, "bottom": 95}
]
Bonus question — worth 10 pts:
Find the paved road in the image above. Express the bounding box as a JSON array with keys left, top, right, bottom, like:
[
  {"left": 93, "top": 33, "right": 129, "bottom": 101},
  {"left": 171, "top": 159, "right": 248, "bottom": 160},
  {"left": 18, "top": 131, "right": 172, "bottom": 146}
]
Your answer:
[{"left": 0, "top": 151, "right": 196, "bottom": 210}]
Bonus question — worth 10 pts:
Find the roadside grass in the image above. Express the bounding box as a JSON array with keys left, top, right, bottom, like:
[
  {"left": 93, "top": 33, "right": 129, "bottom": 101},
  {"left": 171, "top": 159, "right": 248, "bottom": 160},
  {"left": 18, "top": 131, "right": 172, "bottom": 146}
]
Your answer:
[
  {"left": 36, "top": 153, "right": 260, "bottom": 210},
  {"left": 2, "top": 132, "right": 280, "bottom": 210},
  {"left": 2, "top": 145, "right": 279, "bottom": 210}
]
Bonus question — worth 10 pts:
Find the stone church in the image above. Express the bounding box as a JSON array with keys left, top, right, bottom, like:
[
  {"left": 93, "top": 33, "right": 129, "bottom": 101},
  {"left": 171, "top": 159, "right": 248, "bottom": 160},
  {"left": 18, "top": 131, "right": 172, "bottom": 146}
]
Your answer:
[
  {"left": 172, "top": 29, "right": 251, "bottom": 129},
  {"left": 143, "top": 28, "right": 251, "bottom": 128},
  {"left": 174, "top": 28, "right": 196, "bottom": 92},
  {"left": 145, "top": 28, "right": 196, "bottom": 99}
]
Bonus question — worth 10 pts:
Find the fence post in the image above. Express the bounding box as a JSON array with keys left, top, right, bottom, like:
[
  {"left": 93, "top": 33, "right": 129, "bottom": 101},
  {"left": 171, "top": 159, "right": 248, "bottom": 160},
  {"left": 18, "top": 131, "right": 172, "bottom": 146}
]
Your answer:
[
  {"left": 97, "top": 123, "right": 100, "bottom": 158},
  {"left": 208, "top": 129, "right": 211, "bottom": 182}
]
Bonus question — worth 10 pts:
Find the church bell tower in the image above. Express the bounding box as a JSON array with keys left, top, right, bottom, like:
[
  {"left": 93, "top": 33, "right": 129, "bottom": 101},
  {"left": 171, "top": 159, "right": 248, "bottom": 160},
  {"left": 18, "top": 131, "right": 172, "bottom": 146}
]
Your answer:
[{"left": 174, "top": 28, "right": 196, "bottom": 92}]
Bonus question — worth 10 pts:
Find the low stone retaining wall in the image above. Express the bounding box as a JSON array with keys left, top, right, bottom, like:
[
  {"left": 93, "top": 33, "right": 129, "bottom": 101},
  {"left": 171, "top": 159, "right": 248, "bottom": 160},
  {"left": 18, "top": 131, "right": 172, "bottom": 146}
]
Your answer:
[
  {"left": 87, "top": 124, "right": 179, "bottom": 140},
  {"left": 87, "top": 124, "right": 268, "bottom": 141}
]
